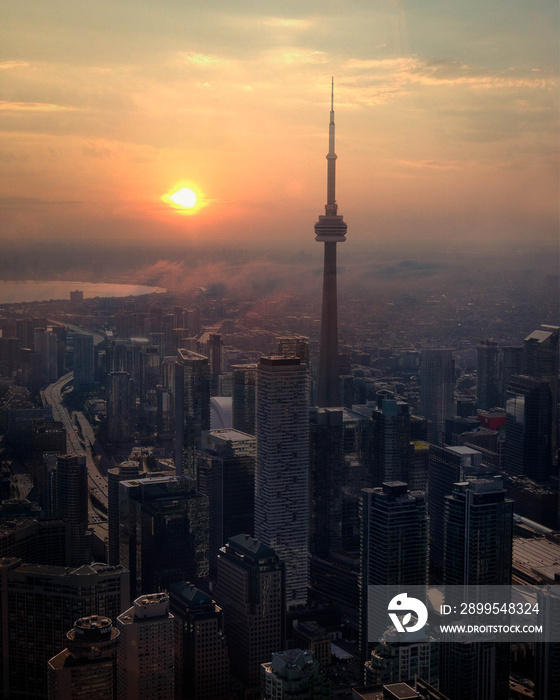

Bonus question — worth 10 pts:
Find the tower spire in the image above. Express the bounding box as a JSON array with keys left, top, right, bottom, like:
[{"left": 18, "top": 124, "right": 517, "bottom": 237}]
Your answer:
[{"left": 315, "top": 80, "right": 348, "bottom": 408}]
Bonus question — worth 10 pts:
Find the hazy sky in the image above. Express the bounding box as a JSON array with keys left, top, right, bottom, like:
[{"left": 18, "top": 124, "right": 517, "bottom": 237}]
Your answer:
[{"left": 1, "top": 1, "right": 558, "bottom": 250}]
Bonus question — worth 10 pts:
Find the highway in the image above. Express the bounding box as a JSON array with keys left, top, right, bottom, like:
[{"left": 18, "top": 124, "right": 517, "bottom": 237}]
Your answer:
[{"left": 41, "top": 372, "right": 109, "bottom": 525}]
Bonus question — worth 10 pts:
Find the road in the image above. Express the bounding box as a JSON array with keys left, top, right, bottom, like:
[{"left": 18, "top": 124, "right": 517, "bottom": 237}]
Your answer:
[{"left": 41, "top": 371, "right": 109, "bottom": 524}]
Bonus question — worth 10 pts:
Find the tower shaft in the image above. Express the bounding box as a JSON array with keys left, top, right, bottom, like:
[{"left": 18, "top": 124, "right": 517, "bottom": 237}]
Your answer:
[{"left": 315, "top": 79, "right": 347, "bottom": 408}]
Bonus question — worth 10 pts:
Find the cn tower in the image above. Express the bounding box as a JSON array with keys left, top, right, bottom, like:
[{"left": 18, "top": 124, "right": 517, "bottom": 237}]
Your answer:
[{"left": 315, "top": 79, "right": 347, "bottom": 407}]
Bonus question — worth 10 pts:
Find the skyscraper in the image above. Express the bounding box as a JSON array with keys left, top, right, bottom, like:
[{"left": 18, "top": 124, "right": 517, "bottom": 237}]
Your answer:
[
  {"left": 505, "top": 375, "right": 553, "bottom": 482},
  {"left": 254, "top": 356, "right": 309, "bottom": 608},
  {"left": 427, "top": 445, "right": 495, "bottom": 581},
  {"left": 419, "top": 348, "right": 455, "bottom": 445},
  {"left": 231, "top": 363, "right": 257, "bottom": 435},
  {"left": 359, "top": 482, "right": 428, "bottom": 664},
  {"left": 197, "top": 428, "right": 256, "bottom": 576},
  {"left": 54, "top": 453, "right": 90, "bottom": 566},
  {"left": 315, "top": 80, "right": 347, "bottom": 408},
  {"left": 0, "top": 558, "right": 129, "bottom": 699},
  {"left": 169, "top": 581, "right": 230, "bottom": 700},
  {"left": 476, "top": 339, "right": 501, "bottom": 410},
  {"left": 175, "top": 349, "right": 211, "bottom": 478},
  {"left": 309, "top": 406, "right": 344, "bottom": 557},
  {"left": 73, "top": 332, "right": 95, "bottom": 391},
  {"left": 116, "top": 593, "right": 175, "bottom": 700},
  {"left": 107, "top": 371, "right": 136, "bottom": 443},
  {"left": 107, "top": 461, "right": 141, "bottom": 565},
  {"left": 213, "top": 535, "right": 285, "bottom": 697},
  {"left": 118, "top": 475, "right": 209, "bottom": 598},
  {"left": 523, "top": 324, "right": 559, "bottom": 466},
  {"left": 370, "top": 390, "right": 411, "bottom": 486},
  {"left": 440, "top": 478, "right": 513, "bottom": 700},
  {"left": 48, "top": 616, "right": 120, "bottom": 700}
]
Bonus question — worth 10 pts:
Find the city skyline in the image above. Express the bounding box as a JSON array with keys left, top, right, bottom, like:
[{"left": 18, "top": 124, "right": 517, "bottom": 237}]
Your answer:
[{"left": 1, "top": 0, "right": 558, "bottom": 251}]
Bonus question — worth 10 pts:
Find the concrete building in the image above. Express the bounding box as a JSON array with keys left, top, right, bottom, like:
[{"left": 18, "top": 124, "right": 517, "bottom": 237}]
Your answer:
[
  {"left": 255, "top": 356, "right": 309, "bottom": 608},
  {"left": 213, "top": 535, "right": 285, "bottom": 697},
  {"left": 261, "top": 649, "right": 330, "bottom": 699},
  {"left": 116, "top": 593, "right": 175, "bottom": 700},
  {"left": 48, "top": 616, "right": 120, "bottom": 700}
]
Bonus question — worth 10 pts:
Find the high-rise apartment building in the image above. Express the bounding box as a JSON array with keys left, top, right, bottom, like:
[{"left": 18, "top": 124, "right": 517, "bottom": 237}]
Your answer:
[
  {"left": 254, "top": 356, "right": 309, "bottom": 608},
  {"left": 0, "top": 558, "right": 128, "bottom": 699},
  {"left": 476, "top": 339, "right": 501, "bottom": 410},
  {"left": 107, "top": 461, "right": 141, "bottom": 565},
  {"left": 119, "top": 474, "right": 209, "bottom": 598},
  {"left": 419, "top": 348, "right": 455, "bottom": 445},
  {"left": 309, "top": 406, "right": 344, "bottom": 557},
  {"left": 443, "top": 477, "right": 513, "bottom": 586},
  {"left": 169, "top": 581, "right": 230, "bottom": 700},
  {"left": 107, "top": 371, "right": 136, "bottom": 443},
  {"left": 440, "top": 478, "right": 513, "bottom": 700},
  {"left": 523, "top": 324, "right": 559, "bottom": 467},
  {"left": 370, "top": 390, "right": 410, "bottom": 486},
  {"left": 359, "top": 483, "right": 428, "bottom": 664},
  {"left": 428, "top": 445, "right": 495, "bottom": 581},
  {"left": 34, "top": 327, "right": 58, "bottom": 385},
  {"left": 505, "top": 375, "right": 553, "bottom": 482},
  {"left": 175, "top": 349, "right": 211, "bottom": 478},
  {"left": 54, "top": 453, "right": 90, "bottom": 566},
  {"left": 48, "top": 616, "right": 120, "bottom": 700},
  {"left": 213, "top": 535, "right": 285, "bottom": 697},
  {"left": 231, "top": 364, "right": 257, "bottom": 435},
  {"left": 116, "top": 593, "right": 175, "bottom": 700},
  {"left": 73, "top": 332, "right": 95, "bottom": 391},
  {"left": 501, "top": 345, "right": 523, "bottom": 404},
  {"left": 197, "top": 428, "right": 256, "bottom": 576},
  {"left": 315, "top": 81, "right": 347, "bottom": 408}
]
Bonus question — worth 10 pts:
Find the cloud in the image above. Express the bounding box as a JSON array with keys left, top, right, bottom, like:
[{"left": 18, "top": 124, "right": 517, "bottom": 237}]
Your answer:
[
  {"left": 261, "top": 18, "right": 314, "bottom": 30},
  {"left": 0, "top": 61, "right": 29, "bottom": 70},
  {"left": 0, "top": 101, "right": 78, "bottom": 112}
]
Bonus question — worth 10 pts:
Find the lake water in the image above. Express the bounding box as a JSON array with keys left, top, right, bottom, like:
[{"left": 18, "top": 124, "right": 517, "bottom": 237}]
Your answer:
[{"left": 0, "top": 280, "right": 166, "bottom": 304}]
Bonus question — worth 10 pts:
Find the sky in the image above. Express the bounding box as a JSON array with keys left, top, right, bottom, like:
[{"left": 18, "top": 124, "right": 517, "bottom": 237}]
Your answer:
[{"left": 1, "top": 0, "right": 558, "bottom": 252}]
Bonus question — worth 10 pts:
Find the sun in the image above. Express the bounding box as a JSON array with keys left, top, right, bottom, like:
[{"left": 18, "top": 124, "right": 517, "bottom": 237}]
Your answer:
[
  {"left": 162, "top": 183, "right": 207, "bottom": 215},
  {"left": 169, "top": 187, "right": 197, "bottom": 209}
]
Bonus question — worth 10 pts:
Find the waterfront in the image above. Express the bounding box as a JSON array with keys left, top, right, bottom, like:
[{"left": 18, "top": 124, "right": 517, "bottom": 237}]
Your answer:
[{"left": 0, "top": 280, "right": 166, "bottom": 304}]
